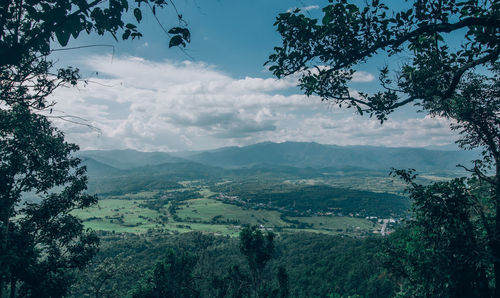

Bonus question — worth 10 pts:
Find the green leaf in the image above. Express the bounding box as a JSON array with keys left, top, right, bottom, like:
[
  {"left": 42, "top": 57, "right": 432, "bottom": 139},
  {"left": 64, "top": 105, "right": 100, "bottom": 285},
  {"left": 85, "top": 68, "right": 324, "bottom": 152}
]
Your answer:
[
  {"left": 121, "top": 0, "right": 129, "bottom": 11},
  {"left": 168, "top": 27, "right": 184, "bottom": 35},
  {"left": 134, "top": 8, "right": 142, "bottom": 22},
  {"left": 169, "top": 35, "right": 185, "bottom": 48},
  {"left": 182, "top": 28, "right": 190, "bottom": 43},
  {"left": 122, "top": 29, "right": 131, "bottom": 40},
  {"left": 71, "top": 30, "right": 80, "bottom": 39},
  {"left": 55, "top": 30, "right": 71, "bottom": 46}
]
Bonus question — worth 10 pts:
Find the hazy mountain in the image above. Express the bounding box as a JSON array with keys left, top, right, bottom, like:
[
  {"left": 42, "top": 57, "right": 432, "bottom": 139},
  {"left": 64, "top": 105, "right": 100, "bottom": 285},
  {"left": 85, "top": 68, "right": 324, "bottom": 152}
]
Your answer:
[
  {"left": 80, "top": 157, "right": 122, "bottom": 176},
  {"left": 78, "top": 149, "right": 186, "bottom": 170},
  {"left": 182, "top": 141, "right": 478, "bottom": 173},
  {"left": 125, "top": 161, "right": 226, "bottom": 179},
  {"left": 79, "top": 142, "right": 479, "bottom": 176}
]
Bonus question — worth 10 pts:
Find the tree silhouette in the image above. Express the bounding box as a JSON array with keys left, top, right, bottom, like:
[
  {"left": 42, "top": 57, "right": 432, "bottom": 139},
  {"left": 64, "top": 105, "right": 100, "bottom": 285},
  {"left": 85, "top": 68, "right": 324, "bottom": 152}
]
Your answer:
[
  {"left": 268, "top": 0, "right": 498, "bottom": 120},
  {"left": 268, "top": 0, "right": 500, "bottom": 295},
  {"left": 239, "top": 226, "right": 275, "bottom": 297},
  {"left": 0, "top": 105, "right": 99, "bottom": 297},
  {"left": 0, "top": 1, "right": 190, "bottom": 296}
]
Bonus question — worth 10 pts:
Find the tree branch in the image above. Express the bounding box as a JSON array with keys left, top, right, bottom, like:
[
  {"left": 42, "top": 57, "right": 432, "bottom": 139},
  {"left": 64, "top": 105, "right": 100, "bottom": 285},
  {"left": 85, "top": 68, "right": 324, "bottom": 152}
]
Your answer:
[
  {"left": 338, "top": 16, "right": 500, "bottom": 70},
  {"left": 457, "top": 163, "right": 495, "bottom": 185},
  {"left": 443, "top": 48, "right": 500, "bottom": 100}
]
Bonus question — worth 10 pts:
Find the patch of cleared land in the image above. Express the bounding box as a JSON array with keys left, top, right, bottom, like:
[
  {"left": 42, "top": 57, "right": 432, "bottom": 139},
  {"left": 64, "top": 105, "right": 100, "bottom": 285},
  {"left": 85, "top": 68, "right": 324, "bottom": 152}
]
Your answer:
[{"left": 74, "top": 185, "right": 380, "bottom": 236}]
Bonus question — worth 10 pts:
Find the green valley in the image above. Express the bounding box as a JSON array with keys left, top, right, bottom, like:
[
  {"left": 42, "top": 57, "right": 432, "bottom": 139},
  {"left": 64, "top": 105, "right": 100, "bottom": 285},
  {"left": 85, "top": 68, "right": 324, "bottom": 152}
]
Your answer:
[{"left": 72, "top": 143, "right": 464, "bottom": 237}]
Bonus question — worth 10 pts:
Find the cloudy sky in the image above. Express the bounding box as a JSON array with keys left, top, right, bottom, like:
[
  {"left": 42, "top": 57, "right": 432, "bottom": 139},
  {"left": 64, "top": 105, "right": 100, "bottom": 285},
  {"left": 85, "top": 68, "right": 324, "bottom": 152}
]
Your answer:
[{"left": 48, "top": 0, "right": 458, "bottom": 152}]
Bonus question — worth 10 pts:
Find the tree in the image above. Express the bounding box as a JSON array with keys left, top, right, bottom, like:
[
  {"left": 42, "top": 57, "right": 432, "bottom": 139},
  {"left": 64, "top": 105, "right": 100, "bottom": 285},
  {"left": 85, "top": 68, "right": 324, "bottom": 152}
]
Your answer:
[
  {"left": 208, "top": 226, "right": 282, "bottom": 298},
  {"left": 72, "top": 256, "right": 134, "bottom": 298},
  {"left": 0, "top": 0, "right": 190, "bottom": 68},
  {"left": 130, "top": 249, "right": 200, "bottom": 298},
  {"left": 239, "top": 225, "right": 275, "bottom": 297},
  {"left": 275, "top": 266, "right": 289, "bottom": 298},
  {"left": 385, "top": 172, "right": 491, "bottom": 297},
  {"left": 210, "top": 265, "right": 251, "bottom": 298},
  {"left": 268, "top": 0, "right": 500, "bottom": 295},
  {"left": 1, "top": 0, "right": 190, "bottom": 110},
  {"left": 382, "top": 67, "right": 500, "bottom": 297},
  {"left": 0, "top": 0, "right": 190, "bottom": 296},
  {"left": 0, "top": 105, "right": 99, "bottom": 297},
  {"left": 268, "top": 0, "right": 499, "bottom": 121}
]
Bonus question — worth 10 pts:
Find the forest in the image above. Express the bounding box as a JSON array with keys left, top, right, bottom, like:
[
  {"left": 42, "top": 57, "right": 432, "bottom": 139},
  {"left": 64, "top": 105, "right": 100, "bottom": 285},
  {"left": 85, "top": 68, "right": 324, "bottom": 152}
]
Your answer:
[{"left": 1, "top": 0, "right": 499, "bottom": 297}]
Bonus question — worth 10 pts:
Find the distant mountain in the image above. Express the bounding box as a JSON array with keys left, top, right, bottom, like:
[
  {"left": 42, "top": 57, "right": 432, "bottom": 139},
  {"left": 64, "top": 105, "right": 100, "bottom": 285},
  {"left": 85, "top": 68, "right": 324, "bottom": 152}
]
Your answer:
[
  {"left": 78, "top": 142, "right": 480, "bottom": 196},
  {"left": 125, "top": 161, "right": 226, "bottom": 180},
  {"left": 182, "top": 141, "right": 478, "bottom": 174},
  {"left": 78, "top": 149, "right": 186, "bottom": 170},
  {"left": 85, "top": 161, "right": 226, "bottom": 195},
  {"left": 78, "top": 142, "right": 479, "bottom": 176},
  {"left": 80, "top": 157, "right": 122, "bottom": 177}
]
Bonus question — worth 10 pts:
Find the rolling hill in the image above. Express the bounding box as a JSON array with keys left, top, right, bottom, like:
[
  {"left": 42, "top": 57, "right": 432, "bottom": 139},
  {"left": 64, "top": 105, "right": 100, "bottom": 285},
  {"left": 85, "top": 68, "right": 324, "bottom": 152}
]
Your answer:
[{"left": 78, "top": 149, "right": 185, "bottom": 170}]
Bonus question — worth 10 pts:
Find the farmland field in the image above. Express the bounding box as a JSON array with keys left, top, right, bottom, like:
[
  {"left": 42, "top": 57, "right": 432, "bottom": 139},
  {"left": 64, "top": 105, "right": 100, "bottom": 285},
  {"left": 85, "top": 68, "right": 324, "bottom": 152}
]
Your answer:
[{"left": 74, "top": 183, "right": 381, "bottom": 236}]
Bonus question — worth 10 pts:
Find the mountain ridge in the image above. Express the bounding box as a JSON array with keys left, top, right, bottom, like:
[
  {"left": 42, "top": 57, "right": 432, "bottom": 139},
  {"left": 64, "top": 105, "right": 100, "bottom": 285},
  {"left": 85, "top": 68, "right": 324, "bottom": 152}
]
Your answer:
[
  {"left": 79, "top": 141, "right": 478, "bottom": 174},
  {"left": 182, "top": 141, "right": 477, "bottom": 173}
]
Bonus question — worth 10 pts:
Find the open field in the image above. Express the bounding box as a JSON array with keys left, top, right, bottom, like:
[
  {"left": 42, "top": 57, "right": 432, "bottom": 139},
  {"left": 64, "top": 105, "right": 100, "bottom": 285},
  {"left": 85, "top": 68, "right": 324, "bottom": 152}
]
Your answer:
[
  {"left": 287, "top": 216, "right": 376, "bottom": 234},
  {"left": 176, "top": 198, "right": 287, "bottom": 227},
  {"left": 73, "top": 184, "right": 380, "bottom": 236}
]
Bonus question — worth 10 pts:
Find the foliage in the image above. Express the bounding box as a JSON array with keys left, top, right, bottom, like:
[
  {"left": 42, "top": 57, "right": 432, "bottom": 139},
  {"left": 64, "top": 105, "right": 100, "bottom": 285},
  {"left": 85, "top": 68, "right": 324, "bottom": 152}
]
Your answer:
[
  {"left": 0, "top": 105, "right": 99, "bottom": 297},
  {"left": 275, "top": 266, "right": 289, "bottom": 298},
  {"left": 0, "top": 0, "right": 190, "bottom": 67},
  {"left": 0, "top": 0, "right": 190, "bottom": 111},
  {"left": 213, "top": 182, "right": 409, "bottom": 217},
  {"left": 0, "top": 0, "right": 190, "bottom": 296},
  {"left": 269, "top": 1, "right": 500, "bottom": 295},
  {"left": 384, "top": 175, "right": 492, "bottom": 297},
  {"left": 130, "top": 249, "right": 200, "bottom": 298},
  {"left": 72, "top": 256, "right": 131, "bottom": 298},
  {"left": 279, "top": 233, "right": 395, "bottom": 297},
  {"left": 267, "top": 0, "right": 499, "bottom": 121},
  {"left": 239, "top": 226, "right": 274, "bottom": 273},
  {"left": 69, "top": 231, "right": 395, "bottom": 298},
  {"left": 449, "top": 66, "right": 500, "bottom": 172}
]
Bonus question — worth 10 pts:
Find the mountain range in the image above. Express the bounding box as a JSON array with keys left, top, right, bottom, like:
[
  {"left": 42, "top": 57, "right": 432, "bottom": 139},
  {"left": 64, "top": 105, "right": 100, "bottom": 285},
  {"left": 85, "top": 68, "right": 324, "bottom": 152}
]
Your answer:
[{"left": 78, "top": 141, "right": 478, "bottom": 176}]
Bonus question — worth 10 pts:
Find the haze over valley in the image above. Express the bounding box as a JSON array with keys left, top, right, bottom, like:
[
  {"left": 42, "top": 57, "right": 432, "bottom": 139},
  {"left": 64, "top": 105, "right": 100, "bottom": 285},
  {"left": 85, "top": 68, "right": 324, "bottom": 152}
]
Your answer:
[{"left": 73, "top": 141, "right": 475, "bottom": 237}]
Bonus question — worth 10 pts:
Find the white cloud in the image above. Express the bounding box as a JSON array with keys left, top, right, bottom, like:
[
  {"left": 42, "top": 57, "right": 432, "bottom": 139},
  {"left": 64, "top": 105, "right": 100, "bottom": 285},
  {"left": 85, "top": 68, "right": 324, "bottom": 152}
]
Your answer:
[
  {"left": 295, "top": 115, "right": 457, "bottom": 147},
  {"left": 352, "top": 71, "right": 375, "bottom": 82},
  {"left": 287, "top": 5, "right": 319, "bottom": 13},
  {"left": 48, "top": 56, "right": 457, "bottom": 151}
]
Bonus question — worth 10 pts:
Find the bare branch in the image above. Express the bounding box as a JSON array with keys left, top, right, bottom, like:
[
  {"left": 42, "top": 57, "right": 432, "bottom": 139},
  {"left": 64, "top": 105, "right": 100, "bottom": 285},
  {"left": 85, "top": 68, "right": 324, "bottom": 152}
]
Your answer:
[{"left": 457, "top": 163, "right": 495, "bottom": 185}]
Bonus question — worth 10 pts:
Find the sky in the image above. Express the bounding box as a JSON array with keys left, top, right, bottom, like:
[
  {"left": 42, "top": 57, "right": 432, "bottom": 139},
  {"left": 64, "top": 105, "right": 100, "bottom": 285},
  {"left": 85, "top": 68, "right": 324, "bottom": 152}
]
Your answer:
[{"left": 48, "top": 0, "right": 459, "bottom": 152}]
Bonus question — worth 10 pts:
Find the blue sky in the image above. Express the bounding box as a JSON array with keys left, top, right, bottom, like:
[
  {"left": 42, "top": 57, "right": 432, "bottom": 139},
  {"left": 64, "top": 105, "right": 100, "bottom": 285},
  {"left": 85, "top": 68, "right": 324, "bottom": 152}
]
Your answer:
[{"left": 49, "top": 0, "right": 459, "bottom": 151}]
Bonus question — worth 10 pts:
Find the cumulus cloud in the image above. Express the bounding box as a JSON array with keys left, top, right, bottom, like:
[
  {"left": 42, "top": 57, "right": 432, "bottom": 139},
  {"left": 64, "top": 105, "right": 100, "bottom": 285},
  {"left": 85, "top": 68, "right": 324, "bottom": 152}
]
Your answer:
[
  {"left": 48, "top": 56, "right": 457, "bottom": 151},
  {"left": 296, "top": 115, "right": 457, "bottom": 147}
]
